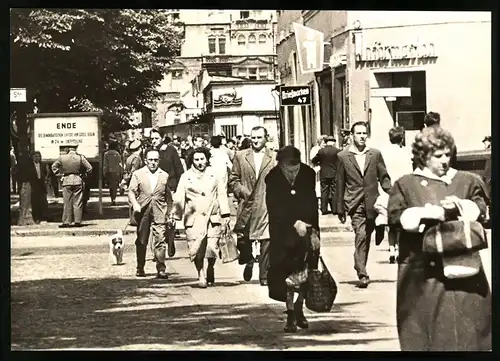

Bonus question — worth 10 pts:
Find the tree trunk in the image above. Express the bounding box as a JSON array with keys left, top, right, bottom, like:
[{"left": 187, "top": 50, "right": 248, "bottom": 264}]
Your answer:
[{"left": 18, "top": 182, "right": 34, "bottom": 226}]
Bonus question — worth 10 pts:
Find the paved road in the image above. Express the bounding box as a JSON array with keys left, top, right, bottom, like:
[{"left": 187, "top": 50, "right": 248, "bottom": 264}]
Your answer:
[{"left": 11, "top": 226, "right": 491, "bottom": 351}]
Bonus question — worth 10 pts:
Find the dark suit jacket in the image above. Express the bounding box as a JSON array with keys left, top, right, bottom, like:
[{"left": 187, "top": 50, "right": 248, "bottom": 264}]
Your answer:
[
  {"left": 311, "top": 145, "right": 341, "bottom": 179},
  {"left": 336, "top": 147, "right": 391, "bottom": 219},
  {"left": 157, "top": 144, "right": 184, "bottom": 192},
  {"left": 27, "top": 161, "right": 48, "bottom": 191}
]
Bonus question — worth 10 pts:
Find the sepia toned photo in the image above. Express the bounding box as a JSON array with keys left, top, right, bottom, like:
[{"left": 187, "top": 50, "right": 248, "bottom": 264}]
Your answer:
[{"left": 9, "top": 9, "right": 491, "bottom": 351}]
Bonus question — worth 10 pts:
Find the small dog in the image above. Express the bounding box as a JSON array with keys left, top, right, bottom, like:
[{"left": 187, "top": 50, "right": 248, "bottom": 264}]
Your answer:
[{"left": 110, "top": 230, "right": 125, "bottom": 265}]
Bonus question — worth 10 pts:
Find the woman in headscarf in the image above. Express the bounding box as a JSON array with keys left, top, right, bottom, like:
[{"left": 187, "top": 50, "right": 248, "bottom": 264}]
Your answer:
[
  {"left": 265, "top": 145, "right": 320, "bottom": 333},
  {"left": 387, "top": 126, "right": 491, "bottom": 351}
]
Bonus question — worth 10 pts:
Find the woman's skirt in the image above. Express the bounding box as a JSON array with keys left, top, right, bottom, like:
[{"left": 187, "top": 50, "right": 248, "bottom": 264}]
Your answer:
[{"left": 186, "top": 221, "right": 222, "bottom": 260}]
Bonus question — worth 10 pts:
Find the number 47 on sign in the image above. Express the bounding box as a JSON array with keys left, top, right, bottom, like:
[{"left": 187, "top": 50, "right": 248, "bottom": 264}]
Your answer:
[{"left": 297, "top": 97, "right": 308, "bottom": 104}]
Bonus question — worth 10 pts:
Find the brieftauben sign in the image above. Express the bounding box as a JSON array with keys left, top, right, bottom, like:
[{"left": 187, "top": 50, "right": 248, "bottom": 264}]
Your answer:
[
  {"left": 31, "top": 112, "right": 101, "bottom": 161},
  {"left": 280, "top": 86, "right": 312, "bottom": 106}
]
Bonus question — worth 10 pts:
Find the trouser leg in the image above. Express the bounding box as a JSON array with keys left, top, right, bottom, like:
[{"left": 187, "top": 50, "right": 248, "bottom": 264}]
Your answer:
[
  {"left": 62, "top": 186, "right": 73, "bottom": 225},
  {"left": 259, "top": 239, "right": 270, "bottom": 281},
  {"left": 327, "top": 177, "right": 336, "bottom": 214},
  {"left": 319, "top": 178, "right": 330, "bottom": 213},
  {"left": 350, "top": 202, "right": 374, "bottom": 279},
  {"left": 152, "top": 223, "right": 167, "bottom": 273},
  {"left": 135, "top": 206, "right": 151, "bottom": 270},
  {"left": 72, "top": 184, "right": 84, "bottom": 224}
]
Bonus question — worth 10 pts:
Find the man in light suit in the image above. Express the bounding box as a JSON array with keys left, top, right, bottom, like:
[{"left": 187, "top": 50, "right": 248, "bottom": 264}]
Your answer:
[
  {"left": 229, "top": 126, "right": 277, "bottom": 286},
  {"left": 336, "top": 122, "right": 391, "bottom": 288},
  {"left": 129, "top": 148, "right": 174, "bottom": 279}
]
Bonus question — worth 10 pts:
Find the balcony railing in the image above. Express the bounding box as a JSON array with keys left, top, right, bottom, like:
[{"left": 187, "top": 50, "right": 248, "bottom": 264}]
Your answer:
[{"left": 202, "top": 55, "right": 234, "bottom": 64}]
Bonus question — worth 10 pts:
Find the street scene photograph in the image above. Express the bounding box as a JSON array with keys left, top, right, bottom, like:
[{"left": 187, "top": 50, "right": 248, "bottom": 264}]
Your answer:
[{"left": 9, "top": 9, "right": 492, "bottom": 351}]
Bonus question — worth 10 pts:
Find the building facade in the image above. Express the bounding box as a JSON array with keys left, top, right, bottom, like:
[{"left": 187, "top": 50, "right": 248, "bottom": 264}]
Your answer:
[
  {"left": 276, "top": 10, "right": 491, "bottom": 156},
  {"left": 155, "top": 10, "right": 279, "bottom": 136}
]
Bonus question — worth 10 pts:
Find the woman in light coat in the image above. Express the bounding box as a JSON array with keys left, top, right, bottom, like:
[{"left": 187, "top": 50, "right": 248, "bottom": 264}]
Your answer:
[{"left": 172, "top": 147, "right": 231, "bottom": 288}]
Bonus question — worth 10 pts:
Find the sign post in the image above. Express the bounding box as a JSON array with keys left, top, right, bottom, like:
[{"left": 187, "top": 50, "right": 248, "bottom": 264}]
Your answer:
[{"left": 29, "top": 112, "right": 104, "bottom": 216}]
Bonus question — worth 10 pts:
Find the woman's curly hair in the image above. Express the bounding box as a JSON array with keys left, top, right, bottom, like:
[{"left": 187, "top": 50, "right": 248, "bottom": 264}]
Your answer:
[
  {"left": 412, "top": 126, "right": 455, "bottom": 169},
  {"left": 187, "top": 147, "right": 211, "bottom": 167}
]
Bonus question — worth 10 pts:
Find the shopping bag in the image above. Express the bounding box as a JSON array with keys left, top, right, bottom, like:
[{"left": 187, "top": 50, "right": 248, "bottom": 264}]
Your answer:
[
  {"left": 219, "top": 223, "right": 239, "bottom": 264},
  {"left": 305, "top": 255, "right": 337, "bottom": 313}
]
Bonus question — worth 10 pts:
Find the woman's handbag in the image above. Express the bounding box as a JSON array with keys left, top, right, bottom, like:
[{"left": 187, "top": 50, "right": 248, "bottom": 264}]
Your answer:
[
  {"left": 305, "top": 256, "right": 337, "bottom": 313},
  {"left": 219, "top": 222, "right": 239, "bottom": 264}
]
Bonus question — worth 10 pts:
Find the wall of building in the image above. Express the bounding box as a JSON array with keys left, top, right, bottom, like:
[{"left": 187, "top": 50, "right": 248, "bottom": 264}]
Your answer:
[{"left": 349, "top": 16, "right": 491, "bottom": 151}]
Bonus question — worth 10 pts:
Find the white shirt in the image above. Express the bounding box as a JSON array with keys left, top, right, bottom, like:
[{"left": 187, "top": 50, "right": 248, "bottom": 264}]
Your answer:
[
  {"left": 147, "top": 169, "right": 160, "bottom": 191},
  {"left": 349, "top": 145, "right": 370, "bottom": 175},
  {"left": 253, "top": 148, "right": 266, "bottom": 175},
  {"left": 381, "top": 144, "right": 413, "bottom": 183},
  {"left": 34, "top": 162, "right": 41, "bottom": 179}
]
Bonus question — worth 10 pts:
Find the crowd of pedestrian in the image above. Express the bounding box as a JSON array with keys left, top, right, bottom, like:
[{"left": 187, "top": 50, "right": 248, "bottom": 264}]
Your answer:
[{"left": 9, "top": 114, "right": 492, "bottom": 350}]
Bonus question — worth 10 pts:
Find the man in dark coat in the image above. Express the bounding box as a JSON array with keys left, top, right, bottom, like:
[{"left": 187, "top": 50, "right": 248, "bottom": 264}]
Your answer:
[
  {"left": 311, "top": 135, "right": 341, "bottom": 215},
  {"left": 336, "top": 122, "right": 391, "bottom": 288},
  {"left": 229, "top": 126, "right": 277, "bottom": 286},
  {"left": 27, "top": 151, "right": 49, "bottom": 223}
]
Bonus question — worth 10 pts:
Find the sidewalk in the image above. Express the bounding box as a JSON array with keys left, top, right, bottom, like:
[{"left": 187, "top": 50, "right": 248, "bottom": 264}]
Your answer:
[{"left": 11, "top": 232, "right": 398, "bottom": 350}]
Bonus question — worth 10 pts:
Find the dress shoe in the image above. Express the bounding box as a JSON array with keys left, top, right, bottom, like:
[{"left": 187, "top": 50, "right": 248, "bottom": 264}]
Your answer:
[
  {"left": 73, "top": 223, "right": 83, "bottom": 227},
  {"left": 294, "top": 303, "right": 309, "bottom": 329},
  {"left": 207, "top": 266, "right": 215, "bottom": 286},
  {"left": 156, "top": 271, "right": 168, "bottom": 279},
  {"left": 243, "top": 261, "right": 254, "bottom": 282},
  {"left": 358, "top": 277, "right": 370, "bottom": 289},
  {"left": 284, "top": 310, "right": 297, "bottom": 333},
  {"left": 259, "top": 279, "right": 268, "bottom": 286},
  {"left": 136, "top": 268, "right": 146, "bottom": 277},
  {"left": 59, "top": 224, "right": 71, "bottom": 228}
]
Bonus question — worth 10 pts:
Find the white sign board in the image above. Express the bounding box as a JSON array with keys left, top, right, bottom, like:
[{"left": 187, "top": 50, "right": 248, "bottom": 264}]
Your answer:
[
  {"left": 10, "top": 88, "right": 27, "bottom": 102},
  {"left": 33, "top": 115, "right": 100, "bottom": 161}
]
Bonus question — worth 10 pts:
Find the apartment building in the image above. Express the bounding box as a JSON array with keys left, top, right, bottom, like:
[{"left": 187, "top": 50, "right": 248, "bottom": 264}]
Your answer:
[
  {"left": 155, "top": 9, "right": 279, "bottom": 138},
  {"left": 276, "top": 10, "right": 491, "bottom": 157}
]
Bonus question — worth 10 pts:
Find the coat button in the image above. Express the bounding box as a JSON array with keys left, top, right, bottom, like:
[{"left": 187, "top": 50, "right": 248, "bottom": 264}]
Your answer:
[
  {"left": 201, "top": 192, "right": 205, "bottom": 196},
  {"left": 430, "top": 261, "right": 436, "bottom": 267}
]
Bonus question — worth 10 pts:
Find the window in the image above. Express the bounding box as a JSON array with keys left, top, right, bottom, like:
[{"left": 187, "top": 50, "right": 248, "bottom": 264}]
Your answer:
[
  {"left": 208, "top": 38, "right": 216, "bottom": 54},
  {"left": 237, "top": 34, "right": 246, "bottom": 46},
  {"left": 259, "top": 67, "right": 268, "bottom": 79},
  {"left": 237, "top": 68, "right": 247, "bottom": 77},
  {"left": 248, "top": 68, "right": 257, "bottom": 80},
  {"left": 248, "top": 34, "right": 256, "bottom": 44},
  {"left": 218, "top": 37, "right": 226, "bottom": 55},
  {"left": 240, "top": 11, "right": 250, "bottom": 19},
  {"left": 258, "top": 34, "right": 267, "bottom": 44},
  {"left": 221, "top": 125, "right": 238, "bottom": 139},
  {"left": 391, "top": 71, "right": 427, "bottom": 131},
  {"left": 172, "top": 70, "right": 183, "bottom": 79}
]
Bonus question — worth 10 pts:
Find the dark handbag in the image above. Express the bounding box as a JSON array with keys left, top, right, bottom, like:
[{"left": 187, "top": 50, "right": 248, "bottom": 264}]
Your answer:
[
  {"left": 305, "top": 255, "right": 337, "bottom": 313},
  {"left": 422, "top": 200, "right": 488, "bottom": 255},
  {"left": 219, "top": 222, "right": 239, "bottom": 264}
]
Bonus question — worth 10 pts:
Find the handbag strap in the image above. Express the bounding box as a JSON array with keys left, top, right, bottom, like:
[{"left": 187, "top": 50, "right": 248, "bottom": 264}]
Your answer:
[{"left": 318, "top": 255, "right": 327, "bottom": 271}]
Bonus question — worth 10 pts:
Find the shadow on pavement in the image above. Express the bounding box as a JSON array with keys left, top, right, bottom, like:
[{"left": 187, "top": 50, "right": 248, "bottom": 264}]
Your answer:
[
  {"left": 339, "top": 279, "right": 396, "bottom": 285},
  {"left": 11, "top": 277, "right": 395, "bottom": 350}
]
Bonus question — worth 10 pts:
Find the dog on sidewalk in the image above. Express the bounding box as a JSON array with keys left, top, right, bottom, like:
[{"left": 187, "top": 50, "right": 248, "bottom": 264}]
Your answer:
[{"left": 110, "top": 230, "right": 125, "bottom": 265}]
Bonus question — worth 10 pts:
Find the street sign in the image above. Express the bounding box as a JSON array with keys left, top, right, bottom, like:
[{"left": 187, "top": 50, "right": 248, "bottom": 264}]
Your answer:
[
  {"left": 293, "top": 22, "right": 324, "bottom": 74},
  {"left": 10, "top": 88, "right": 27, "bottom": 102},
  {"left": 280, "top": 86, "right": 312, "bottom": 106}
]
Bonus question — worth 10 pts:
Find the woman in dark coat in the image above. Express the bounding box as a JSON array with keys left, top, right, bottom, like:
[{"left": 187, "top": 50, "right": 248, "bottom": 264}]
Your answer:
[
  {"left": 265, "top": 146, "right": 320, "bottom": 333},
  {"left": 387, "top": 126, "right": 491, "bottom": 351}
]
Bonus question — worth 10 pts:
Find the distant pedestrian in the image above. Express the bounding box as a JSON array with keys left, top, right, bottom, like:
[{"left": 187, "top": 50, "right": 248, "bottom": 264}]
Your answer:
[
  {"left": 103, "top": 141, "right": 123, "bottom": 206},
  {"left": 229, "top": 126, "right": 277, "bottom": 286},
  {"left": 209, "top": 135, "right": 232, "bottom": 193},
  {"left": 265, "top": 145, "right": 320, "bottom": 333},
  {"left": 311, "top": 136, "right": 341, "bottom": 215},
  {"left": 172, "top": 147, "right": 231, "bottom": 287},
  {"left": 10, "top": 146, "right": 17, "bottom": 194},
  {"left": 51, "top": 145, "right": 93, "bottom": 228},
  {"left": 185, "top": 135, "right": 205, "bottom": 169},
  {"left": 226, "top": 139, "right": 236, "bottom": 161},
  {"left": 239, "top": 137, "right": 251, "bottom": 150},
  {"left": 123, "top": 140, "right": 144, "bottom": 225},
  {"left": 28, "top": 151, "right": 49, "bottom": 224},
  {"left": 387, "top": 126, "right": 491, "bottom": 351},
  {"left": 309, "top": 135, "right": 326, "bottom": 164},
  {"left": 336, "top": 122, "right": 392, "bottom": 289},
  {"left": 422, "top": 111, "right": 458, "bottom": 169},
  {"left": 128, "top": 148, "right": 174, "bottom": 279}
]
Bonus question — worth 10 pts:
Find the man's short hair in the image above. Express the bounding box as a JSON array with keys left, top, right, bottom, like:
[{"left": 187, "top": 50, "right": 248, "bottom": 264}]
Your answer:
[
  {"left": 350, "top": 121, "right": 368, "bottom": 133},
  {"left": 251, "top": 126, "right": 268, "bottom": 137},
  {"left": 424, "top": 112, "right": 441, "bottom": 127},
  {"left": 210, "top": 135, "right": 222, "bottom": 148},
  {"left": 388, "top": 126, "right": 405, "bottom": 145},
  {"left": 145, "top": 148, "right": 159, "bottom": 158}
]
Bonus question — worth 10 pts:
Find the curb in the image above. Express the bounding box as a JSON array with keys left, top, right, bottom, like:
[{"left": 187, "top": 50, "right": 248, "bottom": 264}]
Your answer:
[{"left": 10, "top": 225, "right": 353, "bottom": 237}]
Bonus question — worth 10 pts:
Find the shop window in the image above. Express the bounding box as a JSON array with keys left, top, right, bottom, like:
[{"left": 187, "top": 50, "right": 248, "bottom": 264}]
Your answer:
[
  {"left": 237, "top": 34, "right": 246, "bottom": 46},
  {"left": 208, "top": 37, "right": 216, "bottom": 54},
  {"left": 392, "top": 71, "right": 427, "bottom": 131},
  {"left": 258, "top": 34, "right": 267, "bottom": 44},
  {"left": 240, "top": 11, "right": 250, "bottom": 19},
  {"left": 221, "top": 124, "right": 238, "bottom": 139},
  {"left": 218, "top": 37, "right": 226, "bottom": 55}
]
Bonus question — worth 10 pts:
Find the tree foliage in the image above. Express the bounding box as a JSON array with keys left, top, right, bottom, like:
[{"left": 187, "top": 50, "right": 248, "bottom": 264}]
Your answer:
[{"left": 10, "top": 8, "right": 183, "bottom": 131}]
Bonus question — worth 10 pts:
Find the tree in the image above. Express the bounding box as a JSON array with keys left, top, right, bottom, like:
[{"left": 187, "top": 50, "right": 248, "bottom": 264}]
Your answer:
[{"left": 10, "top": 9, "right": 182, "bottom": 225}]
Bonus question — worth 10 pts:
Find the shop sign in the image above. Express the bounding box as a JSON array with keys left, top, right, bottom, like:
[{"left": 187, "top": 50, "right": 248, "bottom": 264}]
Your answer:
[
  {"left": 362, "top": 42, "right": 437, "bottom": 62},
  {"left": 280, "top": 86, "right": 311, "bottom": 106},
  {"left": 213, "top": 88, "right": 243, "bottom": 108},
  {"left": 293, "top": 22, "right": 324, "bottom": 74}
]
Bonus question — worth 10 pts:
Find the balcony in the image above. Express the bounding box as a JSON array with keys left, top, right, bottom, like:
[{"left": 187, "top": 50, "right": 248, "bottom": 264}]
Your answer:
[{"left": 202, "top": 54, "right": 234, "bottom": 64}]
